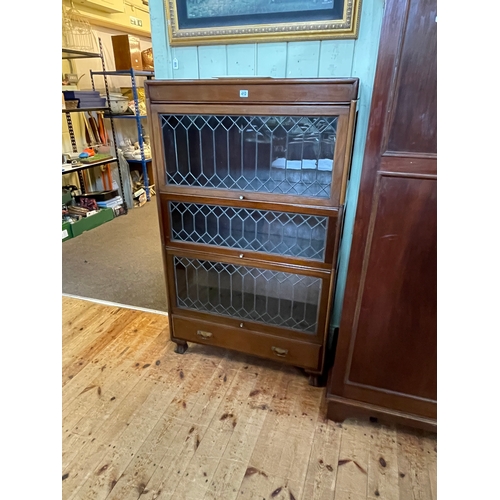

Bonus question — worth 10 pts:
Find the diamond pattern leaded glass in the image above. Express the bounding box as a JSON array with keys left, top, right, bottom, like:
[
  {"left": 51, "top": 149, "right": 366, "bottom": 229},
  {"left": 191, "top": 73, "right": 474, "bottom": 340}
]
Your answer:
[
  {"left": 169, "top": 202, "right": 328, "bottom": 261},
  {"left": 161, "top": 115, "right": 338, "bottom": 198},
  {"left": 174, "top": 256, "right": 322, "bottom": 334}
]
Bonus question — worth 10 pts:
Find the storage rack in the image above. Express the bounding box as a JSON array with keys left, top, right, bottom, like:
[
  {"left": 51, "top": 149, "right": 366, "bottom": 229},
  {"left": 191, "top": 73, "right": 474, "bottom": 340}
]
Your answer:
[
  {"left": 90, "top": 47, "right": 154, "bottom": 202},
  {"left": 62, "top": 42, "right": 128, "bottom": 212}
]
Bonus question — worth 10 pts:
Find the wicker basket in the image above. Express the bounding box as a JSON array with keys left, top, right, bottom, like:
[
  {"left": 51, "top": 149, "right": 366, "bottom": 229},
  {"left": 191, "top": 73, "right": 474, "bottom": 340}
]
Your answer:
[{"left": 64, "top": 100, "right": 79, "bottom": 110}]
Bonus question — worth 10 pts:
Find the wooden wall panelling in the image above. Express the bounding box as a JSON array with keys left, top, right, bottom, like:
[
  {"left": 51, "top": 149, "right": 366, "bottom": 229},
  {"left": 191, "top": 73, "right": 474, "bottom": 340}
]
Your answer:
[
  {"left": 256, "top": 43, "right": 287, "bottom": 77},
  {"left": 198, "top": 45, "right": 228, "bottom": 78},
  {"left": 149, "top": 0, "right": 170, "bottom": 79},
  {"left": 286, "top": 41, "right": 322, "bottom": 77},
  {"left": 318, "top": 40, "right": 355, "bottom": 77},
  {"left": 172, "top": 46, "right": 200, "bottom": 79},
  {"left": 227, "top": 44, "right": 257, "bottom": 76}
]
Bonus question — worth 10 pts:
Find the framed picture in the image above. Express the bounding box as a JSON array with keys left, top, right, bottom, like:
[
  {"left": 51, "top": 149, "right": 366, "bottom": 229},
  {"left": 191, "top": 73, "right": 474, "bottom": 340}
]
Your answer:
[{"left": 165, "top": 0, "right": 362, "bottom": 46}]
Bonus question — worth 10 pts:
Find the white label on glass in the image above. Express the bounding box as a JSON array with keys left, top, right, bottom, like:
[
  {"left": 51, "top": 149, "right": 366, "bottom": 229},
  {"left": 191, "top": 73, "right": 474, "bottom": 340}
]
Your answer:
[{"left": 240, "top": 90, "right": 249, "bottom": 98}]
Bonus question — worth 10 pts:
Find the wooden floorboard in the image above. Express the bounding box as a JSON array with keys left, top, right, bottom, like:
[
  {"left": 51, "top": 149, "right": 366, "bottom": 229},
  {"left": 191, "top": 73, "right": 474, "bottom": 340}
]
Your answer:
[{"left": 62, "top": 297, "right": 437, "bottom": 500}]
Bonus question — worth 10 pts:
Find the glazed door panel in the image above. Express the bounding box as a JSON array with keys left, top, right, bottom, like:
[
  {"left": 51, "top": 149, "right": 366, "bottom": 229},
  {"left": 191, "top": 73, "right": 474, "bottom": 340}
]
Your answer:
[
  {"left": 162, "top": 114, "right": 338, "bottom": 198},
  {"left": 169, "top": 201, "right": 330, "bottom": 261},
  {"left": 165, "top": 249, "right": 333, "bottom": 341},
  {"left": 148, "top": 103, "right": 354, "bottom": 207}
]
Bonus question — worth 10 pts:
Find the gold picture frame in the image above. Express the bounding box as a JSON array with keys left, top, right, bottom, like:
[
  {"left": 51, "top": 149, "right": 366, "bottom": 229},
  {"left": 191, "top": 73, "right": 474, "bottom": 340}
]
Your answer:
[{"left": 166, "top": 0, "right": 362, "bottom": 46}]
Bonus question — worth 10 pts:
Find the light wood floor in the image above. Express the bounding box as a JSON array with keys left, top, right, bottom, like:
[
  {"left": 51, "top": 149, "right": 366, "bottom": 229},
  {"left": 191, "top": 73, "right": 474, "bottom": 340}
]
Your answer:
[{"left": 62, "top": 296, "right": 437, "bottom": 500}]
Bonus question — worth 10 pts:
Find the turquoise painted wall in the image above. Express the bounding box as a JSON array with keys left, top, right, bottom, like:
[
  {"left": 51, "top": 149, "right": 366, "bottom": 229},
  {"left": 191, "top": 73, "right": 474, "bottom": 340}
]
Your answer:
[{"left": 148, "top": 0, "right": 384, "bottom": 327}]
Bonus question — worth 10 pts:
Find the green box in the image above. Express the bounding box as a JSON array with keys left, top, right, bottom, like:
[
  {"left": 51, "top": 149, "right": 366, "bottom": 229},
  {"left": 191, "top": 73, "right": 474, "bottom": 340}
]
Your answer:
[
  {"left": 70, "top": 208, "right": 115, "bottom": 238},
  {"left": 62, "top": 221, "right": 73, "bottom": 242}
]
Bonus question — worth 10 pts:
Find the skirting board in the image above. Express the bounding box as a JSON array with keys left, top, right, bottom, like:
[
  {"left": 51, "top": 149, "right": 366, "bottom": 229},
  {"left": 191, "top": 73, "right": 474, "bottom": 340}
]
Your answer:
[
  {"left": 62, "top": 293, "right": 169, "bottom": 317},
  {"left": 326, "top": 393, "right": 437, "bottom": 432}
]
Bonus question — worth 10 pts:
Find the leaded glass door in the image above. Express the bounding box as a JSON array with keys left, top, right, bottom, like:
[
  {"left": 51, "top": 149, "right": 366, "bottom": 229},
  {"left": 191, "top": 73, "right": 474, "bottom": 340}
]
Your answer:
[
  {"left": 166, "top": 252, "right": 331, "bottom": 339},
  {"left": 149, "top": 104, "right": 352, "bottom": 207},
  {"left": 163, "top": 198, "right": 339, "bottom": 267}
]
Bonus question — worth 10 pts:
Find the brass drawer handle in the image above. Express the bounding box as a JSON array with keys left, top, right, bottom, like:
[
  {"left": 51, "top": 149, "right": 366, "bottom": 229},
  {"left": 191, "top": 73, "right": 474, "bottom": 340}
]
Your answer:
[
  {"left": 197, "top": 330, "right": 213, "bottom": 339},
  {"left": 272, "top": 346, "right": 288, "bottom": 357}
]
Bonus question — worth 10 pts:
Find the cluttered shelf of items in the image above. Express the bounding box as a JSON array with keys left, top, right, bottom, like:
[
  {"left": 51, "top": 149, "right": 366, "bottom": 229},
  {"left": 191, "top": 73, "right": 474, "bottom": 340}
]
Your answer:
[{"left": 62, "top": 31, "right": 154, "bottom": 243}]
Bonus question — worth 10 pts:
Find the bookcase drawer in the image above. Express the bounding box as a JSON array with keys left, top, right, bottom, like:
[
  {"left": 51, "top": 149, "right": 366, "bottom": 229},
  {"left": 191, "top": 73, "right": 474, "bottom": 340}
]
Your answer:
[{"left": 172, "top": 315, "right": 322, "bottom": 371}]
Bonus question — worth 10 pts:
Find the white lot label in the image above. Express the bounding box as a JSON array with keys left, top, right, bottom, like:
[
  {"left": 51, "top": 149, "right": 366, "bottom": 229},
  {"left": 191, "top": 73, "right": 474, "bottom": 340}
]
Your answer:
[{"left": 240, "top": 90, "right": 249, "bottom": 98}]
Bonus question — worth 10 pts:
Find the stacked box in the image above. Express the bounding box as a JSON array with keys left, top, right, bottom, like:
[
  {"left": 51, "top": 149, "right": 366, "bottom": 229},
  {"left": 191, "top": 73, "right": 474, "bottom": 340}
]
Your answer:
[{"left": 63, "top": 90, "right": 107, "bottom": 108}]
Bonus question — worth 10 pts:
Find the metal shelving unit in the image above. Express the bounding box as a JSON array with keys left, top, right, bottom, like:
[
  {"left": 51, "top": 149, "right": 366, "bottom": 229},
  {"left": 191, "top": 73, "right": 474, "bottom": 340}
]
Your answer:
[
  {"left": 62, "top": 157, "right": 119, "bottom": 175},
  {"left": 90, "top": 61, "right": 154, "bottom": 201},
  {"left": 62, "top": 48, "right": 101, "bottom": 60},
  {"left": 102, "top": 114, "right": 148, "bottom": 120},
  {"left": 62, "top": 42, "right": 128, "bottom": 212},
  {"left": 62, "top": 107, "right": 108, "bottom": 113}
]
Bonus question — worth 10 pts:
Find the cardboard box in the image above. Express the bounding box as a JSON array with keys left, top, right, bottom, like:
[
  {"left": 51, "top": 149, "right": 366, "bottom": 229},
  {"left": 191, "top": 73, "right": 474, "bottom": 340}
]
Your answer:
[
  {"left": 134, "top": 192, "right": 147, "bottom": 208},
  {"left": 70, "top": 208, "right": 115, "bottom": 238},
  {"left": 112, "top": 35, "right": 143, "bottom": 71},
  {"left": 112, "top": 205, "right": 126, "bottom": 217}
]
